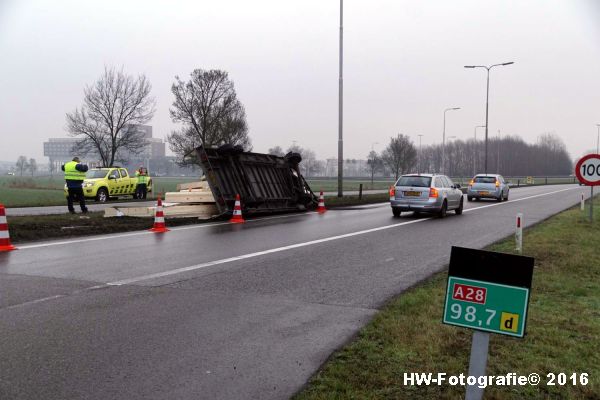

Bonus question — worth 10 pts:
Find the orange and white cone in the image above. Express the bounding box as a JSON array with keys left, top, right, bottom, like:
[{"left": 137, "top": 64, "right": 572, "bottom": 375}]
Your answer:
[
  {"left": 230, "top": 194, "right": 245, "bottom": 224},
  {"left": 317, "top": 191, "right": 327, "bottom": 214},
  {"left": 150, "top": 196, "right": 169, "bottom": 233},
  {"left": 0, "top": 204, "right": 16, "bottom": 252}
]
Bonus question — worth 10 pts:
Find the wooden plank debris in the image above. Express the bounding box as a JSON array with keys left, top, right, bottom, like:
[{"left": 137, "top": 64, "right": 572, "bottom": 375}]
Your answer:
[
  {"left": 176, "top": 181, "right": 209, "bottom": 191},
  {"left": 104, "top": 204, "right": 218, "bottom": 219},
  {"left": 164, "top": 191, "right": 215, "bottom": 203}
]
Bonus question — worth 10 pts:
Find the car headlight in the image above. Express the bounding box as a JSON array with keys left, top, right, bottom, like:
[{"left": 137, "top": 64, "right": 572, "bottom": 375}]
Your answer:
[{"left": 84, "top": 182, "right": 95, "bottom": 187}]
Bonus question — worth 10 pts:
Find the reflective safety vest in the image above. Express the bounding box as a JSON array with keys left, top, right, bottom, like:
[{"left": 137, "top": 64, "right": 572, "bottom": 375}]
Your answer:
[
  {"left": 136, "top": 170, "right": 148, "bottom": 184},
  {"left": 64, "top": 161, "right": 86, "bottom": 181}
]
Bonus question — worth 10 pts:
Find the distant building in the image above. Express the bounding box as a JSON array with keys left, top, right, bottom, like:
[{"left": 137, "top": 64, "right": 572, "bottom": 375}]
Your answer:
[
  {"left": 119, "top": 124, "right": 166, "bottom": 161},
  {"left": 43, "top": 138, "right": 94, "bottom": 172},
  {"left": 44, "top": 124, "right": 166, "bottom": 171}
]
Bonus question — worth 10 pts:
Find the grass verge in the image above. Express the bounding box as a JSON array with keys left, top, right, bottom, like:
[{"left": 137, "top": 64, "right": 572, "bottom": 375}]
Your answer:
[
  {"left": 294, "top": 198, "right": 600, "bottom": 400},
  {"left": 325, "top": 193, "right": 389, "bottom": 207},
  {"left": 0, "top": 176, "right": 194, "bottom": 207}
]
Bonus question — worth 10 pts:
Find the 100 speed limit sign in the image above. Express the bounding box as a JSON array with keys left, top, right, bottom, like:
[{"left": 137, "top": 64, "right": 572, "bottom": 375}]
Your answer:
[{"left": 575, "top": 154, "right": 600, "bottom": 186}]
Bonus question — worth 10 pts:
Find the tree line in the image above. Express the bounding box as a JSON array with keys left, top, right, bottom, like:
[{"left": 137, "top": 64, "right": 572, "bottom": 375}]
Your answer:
[
  {"left": 65, "top": 66, "right": 573, "bottom": 178},
  {"left": 368, "top": 132, "right": 573, "bottom": 178},
  {"left": 15, "top": 156, "right": 38, "bottom": 176}
]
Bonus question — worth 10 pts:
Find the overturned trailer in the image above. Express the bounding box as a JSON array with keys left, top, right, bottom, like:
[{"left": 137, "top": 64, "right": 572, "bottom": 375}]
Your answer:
[{"left": 194, "top": 145, "right": 318, "bottom": 215}]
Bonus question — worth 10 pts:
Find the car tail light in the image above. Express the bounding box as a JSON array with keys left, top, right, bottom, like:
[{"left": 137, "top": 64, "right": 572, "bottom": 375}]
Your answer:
[
  {"left": 389, "top": 186, "right": 396, "bottom": 198},
  {"left": 429, "top": 187, "right": 438, "bottom": 198},
  {"left": 495, "top": 180, "right": 500, "bottom": 187}
]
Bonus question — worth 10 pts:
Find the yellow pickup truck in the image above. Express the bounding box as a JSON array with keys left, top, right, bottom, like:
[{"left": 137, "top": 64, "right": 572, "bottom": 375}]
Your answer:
[{"left": 64, "top": 167, "right": 153, "bottom": 202}]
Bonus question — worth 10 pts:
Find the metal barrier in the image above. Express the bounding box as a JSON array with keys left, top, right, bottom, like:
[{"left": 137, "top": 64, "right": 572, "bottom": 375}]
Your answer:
[{"left": 195, "top": 145, "right": 318, "bottom": 215}]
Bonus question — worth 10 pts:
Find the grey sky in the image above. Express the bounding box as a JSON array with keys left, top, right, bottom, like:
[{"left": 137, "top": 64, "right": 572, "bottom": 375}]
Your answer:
[{"left": 1, "top": 0, "right": 599, "bottom": 164}]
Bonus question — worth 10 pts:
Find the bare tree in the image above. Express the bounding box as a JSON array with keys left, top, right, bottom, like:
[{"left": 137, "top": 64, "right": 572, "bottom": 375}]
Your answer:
[
  {"left": 168, "top": 69, "right": 251, "bottom": 164},
  {"left": 66, "top": 66, "right": 156, "bottom": 167},
  {"left": 367, "top": 150, "right": 383, "bottom": 188},
  {"left": 16, "top": 156, "right": 28, "bottom": 176},
  {"left": 28, "top": 158, "right": 37, "bottom": 176},
  {"left": 381, "top": 134, "right": 417, "bottom": 180},
  {"left": 268, "top": 146, "right": 285, "bottom": 157}
]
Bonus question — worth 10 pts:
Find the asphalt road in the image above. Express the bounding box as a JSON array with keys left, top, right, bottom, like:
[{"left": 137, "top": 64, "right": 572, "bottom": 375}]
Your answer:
[{"left": 0, "top": 184, "right": 588, "bottom": 399}]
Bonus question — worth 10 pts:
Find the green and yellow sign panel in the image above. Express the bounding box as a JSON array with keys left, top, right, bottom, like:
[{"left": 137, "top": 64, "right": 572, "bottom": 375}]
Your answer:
[{"left": 443, "top": 247, "right": 534, "bottom": 338}]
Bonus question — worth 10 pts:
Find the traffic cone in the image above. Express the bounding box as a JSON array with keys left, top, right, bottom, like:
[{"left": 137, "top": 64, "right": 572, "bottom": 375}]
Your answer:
[
  {"left": 0, "top": 204, "right": 16, "bottom": 252},
  {"left": 230, "top": 194, "right": 245, "bottom": 224},
  {"left": 317, "top": 191, "right": 327, "bottom": 214},
  {"left": 150, "top": 196, "right": 169, "bottom": 233}
]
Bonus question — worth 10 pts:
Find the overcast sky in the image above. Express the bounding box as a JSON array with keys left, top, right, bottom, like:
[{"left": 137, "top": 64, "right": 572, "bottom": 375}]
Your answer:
[{"left": 1, "top": 0, "right": 599, "bottom": 164}]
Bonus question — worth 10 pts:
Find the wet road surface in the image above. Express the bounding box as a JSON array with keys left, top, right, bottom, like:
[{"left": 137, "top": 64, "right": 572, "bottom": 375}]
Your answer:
[{"left": 0, "top": 184, "right": 587, "bottom": 399}]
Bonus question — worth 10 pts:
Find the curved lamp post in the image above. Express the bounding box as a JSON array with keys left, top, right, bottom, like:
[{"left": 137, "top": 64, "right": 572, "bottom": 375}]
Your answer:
[{"left": 464, "top": 62, "right": 514, "bottom": 174}]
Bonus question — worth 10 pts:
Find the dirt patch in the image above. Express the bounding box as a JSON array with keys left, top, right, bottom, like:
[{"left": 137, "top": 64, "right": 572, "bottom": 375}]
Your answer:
[{"left": 7, "top": 213, "right": 217, "bottom": 244}]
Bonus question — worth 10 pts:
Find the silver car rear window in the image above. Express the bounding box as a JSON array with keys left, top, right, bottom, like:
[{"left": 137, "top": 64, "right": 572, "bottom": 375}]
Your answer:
[
  {"left": 397, "top": 176, "right": 432, "bottom": 187},
  {"left": 474, "top": 176, "right": 496, "bottom": 183}
]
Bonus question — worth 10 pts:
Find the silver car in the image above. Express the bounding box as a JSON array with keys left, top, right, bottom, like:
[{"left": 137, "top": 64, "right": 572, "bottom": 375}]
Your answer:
[
  {"left": 467, "top": 174, "right": 509, "bottom": 202},
  {"left": 390, "top": 174, "right": 464, "bottom": 218}
]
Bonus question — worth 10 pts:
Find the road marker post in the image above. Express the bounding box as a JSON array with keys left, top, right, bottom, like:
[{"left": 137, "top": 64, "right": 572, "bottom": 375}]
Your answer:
[
  {"left": 443, "top": 247, "right": 534, "bottom": 400},
  {"left": 515, "top": 213, "right": 523, "bottom": 254},
  {"left": 581, "top": 193, "right": 585, "bottom": 212}
]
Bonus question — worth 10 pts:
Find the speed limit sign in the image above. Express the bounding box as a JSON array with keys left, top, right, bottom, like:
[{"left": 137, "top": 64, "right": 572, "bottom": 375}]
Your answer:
[{"left": 575, "top": 154, "right": 600, "bottom": 186}]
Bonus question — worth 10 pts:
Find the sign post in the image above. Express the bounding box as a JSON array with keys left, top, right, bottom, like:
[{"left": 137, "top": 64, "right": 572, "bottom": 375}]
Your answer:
[
  {"left": 575, "top": 154, "right": 600, "bottom": 223},
  {"left": 443, "top": 246, "right": 534, "bottom": 400}
]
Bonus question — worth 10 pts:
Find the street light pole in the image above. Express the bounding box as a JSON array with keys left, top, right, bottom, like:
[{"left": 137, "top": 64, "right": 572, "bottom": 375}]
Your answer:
[
  {"left": 474, "top": 125, "right": 485, "bottom": 175},
  {"left": 418, "top": 134, "right": 424, "bottom": 173},
  {"left": 442, "top": 107, "right": 460, "bottom": 174},
  {"left": 337, "top": 0, "right": 344, "bottom": 197},
  {"left": 464, "top": 62, "right": 514, "bottom": 175}
]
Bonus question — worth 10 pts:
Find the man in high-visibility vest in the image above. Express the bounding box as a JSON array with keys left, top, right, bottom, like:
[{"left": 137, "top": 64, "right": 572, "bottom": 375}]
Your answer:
[
  {"left": 135, "top": 166, "right": 148, "bottom": 199},
  {"left": 61, "top": 156, "right": 89, "bottom": 214}
]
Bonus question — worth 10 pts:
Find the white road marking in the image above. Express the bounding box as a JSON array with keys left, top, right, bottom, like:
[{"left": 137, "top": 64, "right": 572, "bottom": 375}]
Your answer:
[
  {"left": 3, "top": 295, "right": 66, "bottom": 310},
  {"left": 462, "top": 186, "right": 576, "bottom": 213},
  {"left": 107, "top": 217, "right": 432, "bottom": 286},
  {"left": 108, "top": 186, "right": 578, "bottom": 286}
]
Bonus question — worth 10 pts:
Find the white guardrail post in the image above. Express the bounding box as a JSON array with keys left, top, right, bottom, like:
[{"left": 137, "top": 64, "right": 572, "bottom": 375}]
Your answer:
[
  {"left": 515, "top": 213, "right": 523, "bottom": 254},
  {"left": 581, "top": 192, "right": 585, "bottom": 211}
]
